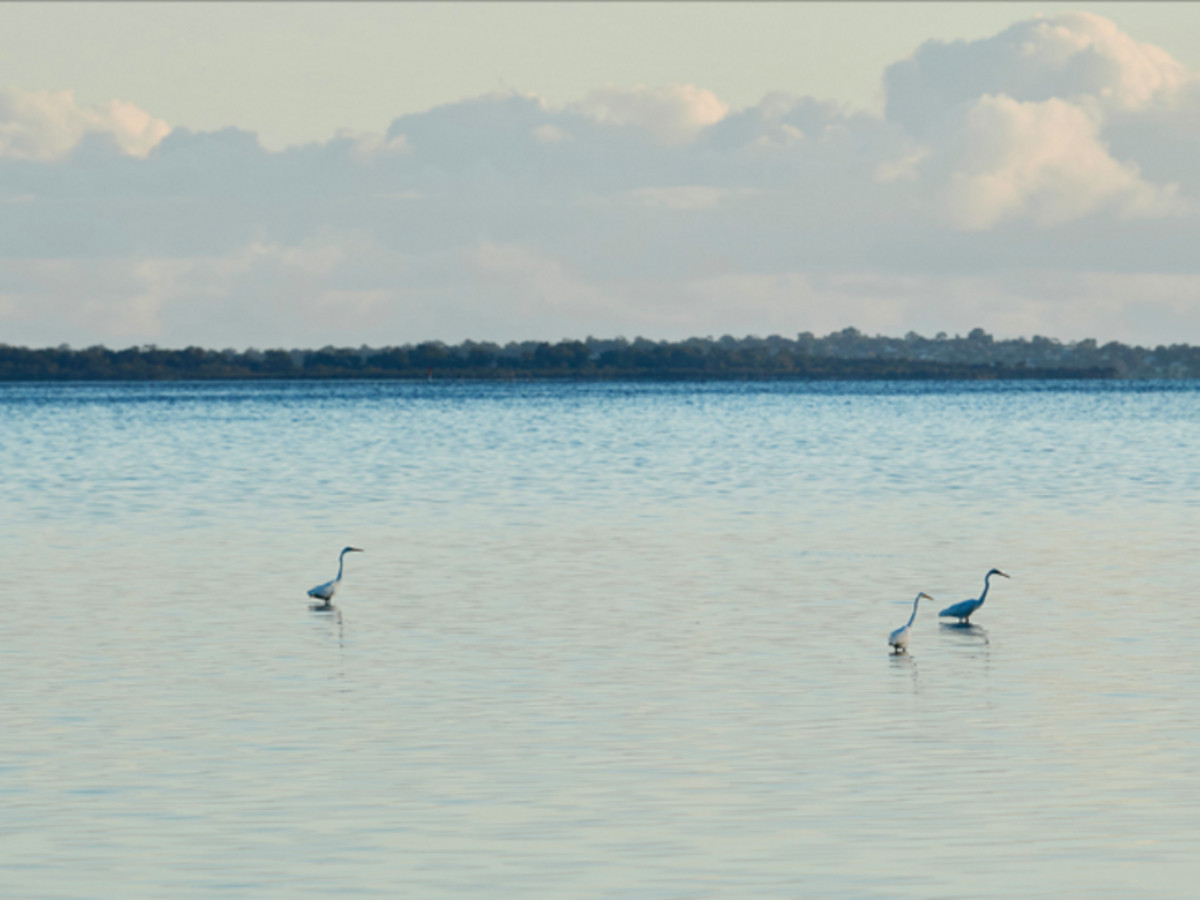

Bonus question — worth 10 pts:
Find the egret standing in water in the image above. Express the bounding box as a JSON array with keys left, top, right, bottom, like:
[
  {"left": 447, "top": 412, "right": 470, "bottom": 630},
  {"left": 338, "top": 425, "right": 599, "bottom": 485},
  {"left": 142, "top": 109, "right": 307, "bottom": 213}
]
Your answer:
[
  {"left": 938, "top": 568, "right": 1009, "bottom": 623},
  {"left": 307, "top": 547, "right": 363, "bottom": 609},
  {"left": 889, "top": 592, "right": 933, "bottom": 653}
]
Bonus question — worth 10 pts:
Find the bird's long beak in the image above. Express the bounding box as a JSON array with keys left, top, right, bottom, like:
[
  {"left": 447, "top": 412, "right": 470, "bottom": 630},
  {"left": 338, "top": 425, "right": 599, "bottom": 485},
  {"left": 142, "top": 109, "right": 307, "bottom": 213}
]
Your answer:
[
  {"left": 351, "top": 547, "right": 364, "bottom": 553},
  {"left": 997, "top": 571, "right": 1010, "bottom": 578}
]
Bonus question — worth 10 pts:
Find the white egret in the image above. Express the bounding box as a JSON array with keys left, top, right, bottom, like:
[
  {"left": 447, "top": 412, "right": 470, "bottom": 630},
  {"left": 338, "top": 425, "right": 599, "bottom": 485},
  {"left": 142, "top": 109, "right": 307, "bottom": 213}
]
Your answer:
[
  {"left": 307, "top": 547, "right": 363, "bottom": 608},
  {"left": 938, "top": 568, "right": 1009, "bottom": 623},
  {"left": 889, "top": 592, "right": 933, "bottom": 653}
]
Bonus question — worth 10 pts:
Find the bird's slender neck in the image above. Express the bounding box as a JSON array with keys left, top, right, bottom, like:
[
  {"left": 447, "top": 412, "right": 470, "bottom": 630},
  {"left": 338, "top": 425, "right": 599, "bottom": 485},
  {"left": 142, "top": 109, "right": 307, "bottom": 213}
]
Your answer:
[
  {"left": 335, "top": 551, "right": 347, "bottom": 582},
  {"left": 978, "top": 573, "right": 993, "bottom": 605},
  {"left": 906, "top": 593, "right": 922, "bottom": 628}
]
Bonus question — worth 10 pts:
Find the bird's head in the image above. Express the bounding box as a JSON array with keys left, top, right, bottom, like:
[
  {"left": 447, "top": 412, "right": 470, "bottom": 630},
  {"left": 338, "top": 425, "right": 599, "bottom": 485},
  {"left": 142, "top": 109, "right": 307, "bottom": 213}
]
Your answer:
[
  {"left": 342, "top": 546, "right": 364, "bottom": 555},
  {"left": 918, "top": 592, "right": 934, "bottom": 601},
  {"left": 989, "top": 568, "right": 1010, "bottom": 578}
]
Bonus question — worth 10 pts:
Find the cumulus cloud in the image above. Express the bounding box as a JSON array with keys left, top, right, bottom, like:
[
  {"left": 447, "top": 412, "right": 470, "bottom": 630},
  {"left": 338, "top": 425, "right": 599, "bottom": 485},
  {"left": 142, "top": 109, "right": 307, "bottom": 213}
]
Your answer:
[
  {"left": 572, "top": 84, "right": 729, "bottom": 146},
  {"left": 2, "top": 14, "right": 1200, "bottom": 348},
  {"left": 936, "top": 94, "right": 1182, "bottom": 230},
  {"left": 0, "top": 88, "right": 170, "bottom": 161},
  {"left": 878, "top": 13, "right": 1193, "bottom": 230},
  {"left": 885, "top": 12, "right": 1191, "bottom": 135}
]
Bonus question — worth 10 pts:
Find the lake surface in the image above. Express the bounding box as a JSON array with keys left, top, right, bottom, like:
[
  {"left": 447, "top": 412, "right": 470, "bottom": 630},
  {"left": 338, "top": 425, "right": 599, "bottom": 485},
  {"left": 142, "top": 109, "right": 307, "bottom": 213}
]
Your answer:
[{"left": 2, "top": 379, "right": 1198, "bottom": 898}]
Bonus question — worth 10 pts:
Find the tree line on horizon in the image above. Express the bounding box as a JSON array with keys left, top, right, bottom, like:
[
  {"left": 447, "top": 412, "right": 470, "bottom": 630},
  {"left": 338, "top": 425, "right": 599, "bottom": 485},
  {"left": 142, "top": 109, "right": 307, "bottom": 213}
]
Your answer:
[{"left": 2, "top": 328, "right": 1198, "bottom": 381}]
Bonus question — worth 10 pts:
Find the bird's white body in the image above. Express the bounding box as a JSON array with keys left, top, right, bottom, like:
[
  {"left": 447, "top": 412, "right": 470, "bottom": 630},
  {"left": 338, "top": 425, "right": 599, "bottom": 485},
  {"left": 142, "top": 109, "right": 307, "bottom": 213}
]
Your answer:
[
  {"left": 888, "top": 623, "right": 913, "bottom": 651},
  {"left": 307, "top": 546, "right": 363, "bottom": 606},
  {"left": 307, "top": 578, "right": 340, "bottom": 603},
  {"left": 889, "top": 592, "right": 932, "bottom": 652},
  {"left": 939, "top": 569, "right": 1009, "bottom": 622}
]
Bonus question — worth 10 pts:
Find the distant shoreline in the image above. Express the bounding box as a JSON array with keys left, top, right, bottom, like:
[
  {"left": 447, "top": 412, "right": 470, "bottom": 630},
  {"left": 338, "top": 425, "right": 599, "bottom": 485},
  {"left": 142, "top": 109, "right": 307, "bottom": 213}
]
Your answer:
[
  {"left": 2, "top": 329, "right": 1196, "bottom": 380},
  {"left": 0, "top": 368, "right": 1119, "bottom": 383}
]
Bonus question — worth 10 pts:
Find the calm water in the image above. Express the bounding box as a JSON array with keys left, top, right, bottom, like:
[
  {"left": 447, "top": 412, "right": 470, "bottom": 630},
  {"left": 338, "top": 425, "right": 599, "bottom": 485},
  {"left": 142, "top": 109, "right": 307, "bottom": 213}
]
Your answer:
[{"left": 2, "top": 379, "right": 1198, "bottom": 898}]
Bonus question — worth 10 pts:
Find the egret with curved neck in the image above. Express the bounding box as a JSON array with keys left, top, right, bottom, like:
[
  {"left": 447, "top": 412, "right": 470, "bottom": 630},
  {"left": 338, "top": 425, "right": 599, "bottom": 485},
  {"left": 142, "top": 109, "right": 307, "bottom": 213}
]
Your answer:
[
  {"left": 889, "top": 592, "right": 933, "bottom": 653},
  {"left": 938, "top": 568, "right": 1009, "bottom": 623},
  {"left": 307, "top": 546, "right": 363, "bottom": 608}
]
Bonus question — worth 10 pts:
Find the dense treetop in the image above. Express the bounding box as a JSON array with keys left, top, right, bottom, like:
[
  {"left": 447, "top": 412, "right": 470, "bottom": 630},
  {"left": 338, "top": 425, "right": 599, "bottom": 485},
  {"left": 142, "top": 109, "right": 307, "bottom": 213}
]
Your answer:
[{"left": 2, "top": 329, "right": 1197, "bottom": 381}]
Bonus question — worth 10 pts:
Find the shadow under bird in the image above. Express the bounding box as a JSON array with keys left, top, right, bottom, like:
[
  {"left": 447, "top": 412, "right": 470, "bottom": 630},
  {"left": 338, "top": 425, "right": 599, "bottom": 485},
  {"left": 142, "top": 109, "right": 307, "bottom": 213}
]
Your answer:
[
  {"left": 938, "top": 568, "right": 1009, "bottom": 623},
  {"left": 307, "top": 546, "right": 364, "bottom": 608},
  {"left": 889, "top": 592, "right": 934, "bottom": 653}
]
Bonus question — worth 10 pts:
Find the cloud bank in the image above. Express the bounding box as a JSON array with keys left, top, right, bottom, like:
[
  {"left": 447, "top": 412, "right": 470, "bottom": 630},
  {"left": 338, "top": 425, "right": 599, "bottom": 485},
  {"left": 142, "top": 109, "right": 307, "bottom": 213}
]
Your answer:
[{"left": 2, "top": 13, "right": 1199, "bottom": 348}]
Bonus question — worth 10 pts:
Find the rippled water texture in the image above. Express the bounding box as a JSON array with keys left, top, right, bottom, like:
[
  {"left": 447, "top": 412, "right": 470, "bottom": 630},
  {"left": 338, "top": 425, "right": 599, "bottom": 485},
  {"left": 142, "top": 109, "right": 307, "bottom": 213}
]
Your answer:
[{"left": 2, "top": 380, "right": 1198, "bottom": 898}]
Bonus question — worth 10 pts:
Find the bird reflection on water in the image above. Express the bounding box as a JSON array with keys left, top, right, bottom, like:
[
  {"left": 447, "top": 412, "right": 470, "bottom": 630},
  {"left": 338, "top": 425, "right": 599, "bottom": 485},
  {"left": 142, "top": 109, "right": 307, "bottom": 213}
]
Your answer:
[
  {"left": 939, "top": 621, "right": 990, "bottom": 646},
  {"left": 309, "top": 601, "right": 342, "bottom": 621},
  {"left": 889, "top": 647, "right": 920, "bottom": 693},
  {"left": 939, "top": 621, "right": 992, "bottom": 704},
  {"left": 309, "top": 601, "right": 345, "bottom": 653}
]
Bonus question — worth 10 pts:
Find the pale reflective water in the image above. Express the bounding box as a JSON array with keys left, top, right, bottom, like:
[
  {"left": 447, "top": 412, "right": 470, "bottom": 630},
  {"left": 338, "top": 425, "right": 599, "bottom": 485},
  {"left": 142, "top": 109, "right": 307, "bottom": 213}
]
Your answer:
[{"left": 2, "top": 380, "right": 1198, "bottom": 898}]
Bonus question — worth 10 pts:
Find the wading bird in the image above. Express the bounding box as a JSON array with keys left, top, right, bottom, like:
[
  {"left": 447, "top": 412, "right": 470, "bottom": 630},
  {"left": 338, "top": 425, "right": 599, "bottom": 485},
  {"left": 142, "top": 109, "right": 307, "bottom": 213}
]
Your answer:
[
  {"left": 889, "top": 592, "right": 933, "bottom": 653},
  {"left": 307, "top": 546, "right": 363, "bottom": 609},
  {"left": 938, "top": 568, "right": 1009, "bottom": 623}
]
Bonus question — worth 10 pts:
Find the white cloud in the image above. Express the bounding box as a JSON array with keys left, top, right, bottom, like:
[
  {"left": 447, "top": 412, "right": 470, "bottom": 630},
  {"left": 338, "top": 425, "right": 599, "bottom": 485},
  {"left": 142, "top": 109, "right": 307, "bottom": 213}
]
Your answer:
[
  {"left": 1025, "top": 12, "right": 1189, "bottom": 110},
  {"left": 572, "top": 84, "right": 728, "bottom": 145},
  {"left": 6, "top": 238, "right": 1200, "bottom": 349},
  {"left": 885, "top": 12, "right": 1192, "bottom": 136},
  {"left": 0, "top": 88, "right": 169, "bottom": 161},
  {"left": 878, "top": 13, "right": 1194, "bottom": 231},
  {"left": 0, "top": 256, "right": 184, "bottom": 341},
  {"left": 0, "top": 235, "right": 407, "bottom": 347},
  {"left": 465, "top": 241, "right": 623, "bottom": 322},
  {"left": 936, "top": 94, "right": 1183, "bottom": 230},
  {"left": 873, "top": 146, "right": 929, "bottom": 184},
  {"left": 335, "top": 128, "right": 411, "bottom": 162}
]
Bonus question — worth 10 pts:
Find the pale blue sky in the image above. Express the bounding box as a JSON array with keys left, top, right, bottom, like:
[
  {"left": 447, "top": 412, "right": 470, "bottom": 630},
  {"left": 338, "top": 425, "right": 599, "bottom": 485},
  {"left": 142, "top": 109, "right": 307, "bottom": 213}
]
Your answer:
[
  {"left": 2, "top": 3, "right": 1200, "bottom": 348},
  {"left": 1, "top": 2, "right": 1196, "bottom": 149}
]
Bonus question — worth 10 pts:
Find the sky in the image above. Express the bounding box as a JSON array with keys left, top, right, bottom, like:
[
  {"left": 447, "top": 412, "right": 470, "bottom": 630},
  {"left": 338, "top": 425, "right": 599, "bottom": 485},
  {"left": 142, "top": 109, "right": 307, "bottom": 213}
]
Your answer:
[{"left": 2, "top": 2, "right": 1200, "bottom": 349}]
